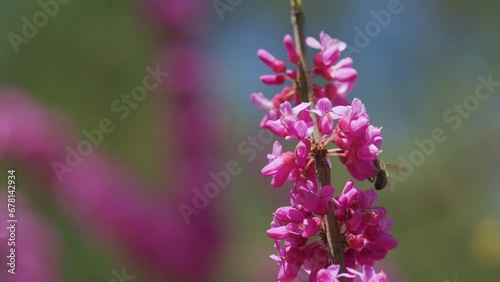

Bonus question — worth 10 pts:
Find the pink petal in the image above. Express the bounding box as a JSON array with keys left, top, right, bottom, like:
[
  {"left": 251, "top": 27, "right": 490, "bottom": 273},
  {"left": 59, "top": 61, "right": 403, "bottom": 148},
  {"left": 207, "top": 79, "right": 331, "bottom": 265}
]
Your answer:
[
  {"left": 306, "top": 37, "right": 322, "bottom": 49},
  {"left": 267, "top": 226, "right": 290, "bottom": 239},
  {"left": 261, "top": 157, "right": 285, "bottom": 176},
  {"left": 302, "top": 217, "right": 321, "bottom": 237},
  {"left": 292, "top": 102, "right": 311, "bottom": 116},
  {"left": 351, "top": 98, "right": 365, "bottom": 114},
  {"left": 303, "top": 194, "right": 321, "bottom": 212},
  {"left": 279, "top": 101, "right": 294, "bottom": 116},
  {"left": 283, "top": 34, "right": 301, "bottom": 63},
  {"left": 288, "top": 208, "right": 305, "bottom": 222},
  {"left": 319, "top": 116, "right": 334, "bottom": 135},
  {"left": 271, "top": 169, "right": 291, "bottom": 187},
  {"left": 349, "top": 116, "right": 370, "bottom": 135},
  {"left": 320, "top": 185, "right": 335, "bottom": 198},
  {"left": 266, "top": 119, "right": 288, "bottom": 137},
  {"left": 260, "top": 74, "right": 286, "bottom": 85},
  {"left": 271, "top": 141, "right": 282, "bottom": 157},
  {"left": 250, "top": 92, "right": 274, "bottom": 110},
  {"left": 322, "top": 47, "right": 341, "bottom": 66},
  {"left": 332, "top": 68, "right": 358, "bottom": 82},
  {"left": 331, "top": 105, "right": 350, "bottom": 119},
  {"left": 319, "top": 31, "right": 333, "bottom": 46},
  {"left": 336, "top": 57, "right": 354, "bottom": 68},
  {"left": 274, "top": 206, "right": 294, "bottom": 222},
  {"left": 346, "top": 211, "right": 363, "bottom": 232},
  {"left": 316, "top": 98, "right": 333, "bottom": 114},
  {"left": 358, "top": 144, "right": 379, "bottom": 160}
]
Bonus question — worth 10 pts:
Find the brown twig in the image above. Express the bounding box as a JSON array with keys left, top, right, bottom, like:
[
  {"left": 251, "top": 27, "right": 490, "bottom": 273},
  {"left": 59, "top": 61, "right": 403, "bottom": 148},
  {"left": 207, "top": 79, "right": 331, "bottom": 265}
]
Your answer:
[
  {"left": 290, "top": 0, "right": 320, "bottom": 140},
  {"left": 290, "top": 0, "right": 311, "bottom": 103},
  {"left": 316, "top": 150, "right": 346, "bottom": 280},
  {"left": 289, "top": 1, "right": 346, "bottom": 280}
]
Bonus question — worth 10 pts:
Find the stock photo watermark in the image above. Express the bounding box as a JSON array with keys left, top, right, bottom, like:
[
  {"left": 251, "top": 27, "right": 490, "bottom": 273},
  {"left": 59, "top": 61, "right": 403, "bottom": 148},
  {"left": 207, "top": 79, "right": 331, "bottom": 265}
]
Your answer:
[
  {"left": 390, "top": 73, "right": 499, "bottom": 190},
  {"left": 213, "top": 0, "right": 243, "bottom": 22},
  {"left": 7, "top": 0, "right": 71, "bottom": 54},
  {"left": 344, "top": 0, "right": 410, "bottom": 57},
  {"left": 109, "top": 268, "right": 135, "bottom": 282},
  {"left": 178, "top": 129, "right": 274, "bottom": 224},
  {"left": 6, "top": 170, "right": 17, "bottom": 275},
  {"left": 51, "top": 64, "right": 169, "bottom": 182}
]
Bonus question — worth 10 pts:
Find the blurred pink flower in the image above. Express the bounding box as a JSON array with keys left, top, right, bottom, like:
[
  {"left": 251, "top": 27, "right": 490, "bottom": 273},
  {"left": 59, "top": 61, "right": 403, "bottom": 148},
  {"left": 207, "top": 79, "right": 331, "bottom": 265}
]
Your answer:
[
  {"left": 0, "top": 0, "right": 226, "bottom": 280},
  {"left": 141, "top": 0, "right": 209, "bottom": 33},
  {"left": 0, "top": 85, "right": 224, "bottom": 281}
]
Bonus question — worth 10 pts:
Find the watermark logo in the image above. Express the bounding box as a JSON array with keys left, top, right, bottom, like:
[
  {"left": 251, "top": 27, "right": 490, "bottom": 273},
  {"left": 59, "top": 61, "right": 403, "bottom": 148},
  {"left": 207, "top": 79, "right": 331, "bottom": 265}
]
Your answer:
[{"left": 7, "top": 0, "right": 72, "bottom": 54}]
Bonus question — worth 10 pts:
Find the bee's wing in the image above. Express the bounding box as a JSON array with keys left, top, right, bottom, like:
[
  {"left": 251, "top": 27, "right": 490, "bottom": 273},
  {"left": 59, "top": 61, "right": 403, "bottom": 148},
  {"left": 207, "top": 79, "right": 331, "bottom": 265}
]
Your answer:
[
  {"left": 385, "top": 164, "right": 406, "bottom": 191},
  {"left": 384, "top": 163, "right": 408, "bottom": 173}
]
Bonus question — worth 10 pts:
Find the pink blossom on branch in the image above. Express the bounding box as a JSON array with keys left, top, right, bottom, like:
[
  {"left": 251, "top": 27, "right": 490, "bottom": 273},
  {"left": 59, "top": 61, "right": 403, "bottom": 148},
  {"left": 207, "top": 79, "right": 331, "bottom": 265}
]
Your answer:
[
  {"left": 250, "top": 29, "right": 397, "bottom": 281},
  {"left": 331, "top": 98, "right": 383, "bottom": 180}
]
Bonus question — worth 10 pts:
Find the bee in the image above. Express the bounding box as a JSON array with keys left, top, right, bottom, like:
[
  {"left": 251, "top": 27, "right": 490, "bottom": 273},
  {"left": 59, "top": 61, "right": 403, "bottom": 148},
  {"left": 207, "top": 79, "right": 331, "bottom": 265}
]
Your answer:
[
  {"left": 368, "top": 159, "right": 406, "bottom": 190},
  {"left": 371, "top": 159, "right": 388, "bottom": 190}
]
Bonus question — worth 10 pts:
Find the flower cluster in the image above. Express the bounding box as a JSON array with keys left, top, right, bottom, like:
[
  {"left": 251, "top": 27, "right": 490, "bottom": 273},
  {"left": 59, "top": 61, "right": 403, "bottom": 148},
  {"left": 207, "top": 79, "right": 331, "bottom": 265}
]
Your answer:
[{"left": 251, "top": 32, "right": 397, "bottom": 281}]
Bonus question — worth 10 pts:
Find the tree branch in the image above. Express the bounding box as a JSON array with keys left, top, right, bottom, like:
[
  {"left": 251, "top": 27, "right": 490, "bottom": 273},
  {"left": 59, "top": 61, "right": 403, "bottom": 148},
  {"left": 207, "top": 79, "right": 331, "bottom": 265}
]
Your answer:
[
  {"left": 289, "top": 1, "right": 346, "bottom": 280},
  {"left": 290, "top": 0, "right": 311, "bottom": 103},
  {"left": 316, "top": 151, "right": 346, "bottom": 281},
  {"left": 290, "top": 0, "right": 320, "bottom": 140}
]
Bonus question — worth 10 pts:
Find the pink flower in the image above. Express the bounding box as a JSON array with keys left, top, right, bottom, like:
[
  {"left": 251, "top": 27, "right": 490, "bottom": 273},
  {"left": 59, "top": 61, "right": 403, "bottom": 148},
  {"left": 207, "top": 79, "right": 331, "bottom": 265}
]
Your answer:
[
  {"left": 254, "top": 34, "right": 307, "bottom": 90},
  {"left": 354, "top": 224, "right": 398, "bottom": 265},
  {"left": 306, "top": 31, "right": 346, "bottom": 67},
  {"left": 294, "top": 138, "right": 312, "bottom": 166},
  {"left": 250, "top": 86, "right": 296, "bottom": 130},
  {"left": 287, "top": 216, "right": 322, "bottom": 238},
  {"left": 332, "top": 99, "right": 382, "bottom": 180},
  {"left": 312, "top": 83, "right": 353, "bottom": 109},
  {"left": 284, "top": 34, "right": 301, "bottom": 63},
  {"left": 262, "top": 141, "right": 298, "bottom": 187},
  {"left": 253, "top": 31, "right": 396, "bottom": 282},
  {"left": 335, "top": 181, "right": 386, "bottom": 232},
  {"left": 325, "top": 82, "right": 355, "bottom": 106},
  {"left": 348, "top": 265, "right": 389, "bottom": 282},
  {"left": 270, "top": 243, "right": 305, "bottom": 282},
  {"left": 307, "top": 32, "right": 357, "bottom": 86},
  {"left": 302, "top": 243, "right": 331, "bottom": 280},
  {"left": 265, "top": 101, "right": 311, "bottom": 138},
  {"left": 291, "top": 180, "right": 334, "bottom": 215},
  {"left": 0, "top": 84, "right": 225, "bottom": 281},
  {"left": 317, "top": 264, "right": 355, "bottom": 282},
  {"left": 142, "top": 0, "right": 208, "bottom": 33},
  {"left": 250, "top": 92, "right": 275, "bottom": 110},
  {"left": 261, "top": 74, "right": 287, "bottom": 85},
  {"left": 267, "top": 206, "right": 321, "bottom": 240},
  {"left": 309, "top": 98, "right": 336, "bottom": 135},
  {"left": 332, "top": 181, "right": 397, "bottom": 268},
  {"left": 328, "top": 57, "right": 358, "bottom": 83},
  {"left": 332, "top": 98, "right": 371, "bottom": 141},
  {"left": 258, "top": 49, "right": 286, "bottom": 73}
]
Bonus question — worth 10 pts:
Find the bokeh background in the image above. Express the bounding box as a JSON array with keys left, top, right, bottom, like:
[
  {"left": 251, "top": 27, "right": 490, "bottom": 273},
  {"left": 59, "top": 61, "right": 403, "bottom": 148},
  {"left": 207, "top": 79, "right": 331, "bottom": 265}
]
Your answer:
[{"left": 1, "top": 0, "right": 499, "bottom": 281}]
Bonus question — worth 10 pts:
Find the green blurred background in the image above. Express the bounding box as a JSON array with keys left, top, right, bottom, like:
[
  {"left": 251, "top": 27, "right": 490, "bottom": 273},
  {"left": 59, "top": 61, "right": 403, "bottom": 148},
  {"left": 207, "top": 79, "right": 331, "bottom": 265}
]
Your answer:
[{"left": 1, "top": 0, "right": 499, "bottom": 281}]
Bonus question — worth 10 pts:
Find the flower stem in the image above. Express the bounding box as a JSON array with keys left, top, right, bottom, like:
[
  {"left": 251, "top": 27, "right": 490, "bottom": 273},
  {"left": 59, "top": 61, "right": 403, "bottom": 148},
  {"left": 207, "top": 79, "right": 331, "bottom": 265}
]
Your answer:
[
  {"left": 290, "top": 1, "right": 347, "bottom": 280},
  {"left": 290, "top": 0, "right": 320, "bottom": 141},
  {"left": 290, "top": 0, "right": 311, "bottom": 104},
  {"left": 316, "top": 150, "right": 347, "bottom": 281}
]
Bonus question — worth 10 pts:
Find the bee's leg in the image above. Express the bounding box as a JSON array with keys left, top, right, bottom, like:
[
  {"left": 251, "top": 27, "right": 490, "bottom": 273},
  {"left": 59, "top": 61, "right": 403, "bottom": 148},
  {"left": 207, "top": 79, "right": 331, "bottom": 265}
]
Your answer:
[{"left": 368, "top": 177, "right": 375, "bottom": 182}]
